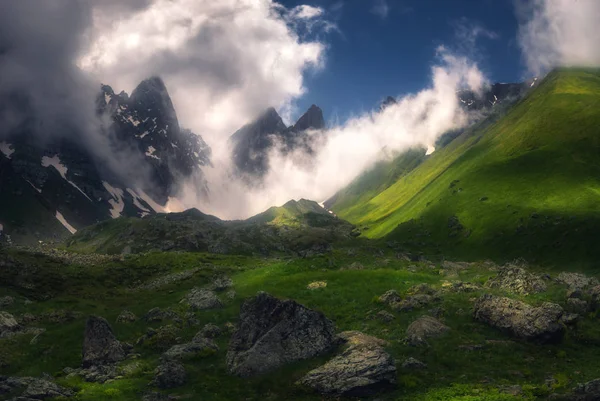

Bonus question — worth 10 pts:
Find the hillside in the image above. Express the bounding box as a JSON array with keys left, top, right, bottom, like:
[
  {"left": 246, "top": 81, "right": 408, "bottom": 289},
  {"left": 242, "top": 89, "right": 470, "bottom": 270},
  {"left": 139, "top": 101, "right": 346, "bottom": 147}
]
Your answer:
[{"left": 327, "top": 68, "right": 600, "bottom": 268}]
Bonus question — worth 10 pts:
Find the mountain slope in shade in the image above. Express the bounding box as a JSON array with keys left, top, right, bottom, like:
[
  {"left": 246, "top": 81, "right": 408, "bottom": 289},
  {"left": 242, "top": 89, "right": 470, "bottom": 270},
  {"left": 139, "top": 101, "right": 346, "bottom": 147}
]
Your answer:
[
  {"left": 230, "top": 105, "right": 325, "bottom": 178},
  {"left": 327, "top": 68, "right": 600, "bottom": 267},
  {"left": 0, "top": 77, "right": 211, "bottom": 245}
]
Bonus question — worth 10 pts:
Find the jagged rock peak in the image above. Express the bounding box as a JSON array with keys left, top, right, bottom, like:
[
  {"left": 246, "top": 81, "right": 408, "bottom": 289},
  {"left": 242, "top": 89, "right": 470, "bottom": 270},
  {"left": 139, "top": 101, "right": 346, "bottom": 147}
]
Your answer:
[
  {"left": 380, "top": 96, "right": 397, "bottom": 111},
  {"left": 293, "top": 104, "right": 325, "bottom": 131}
]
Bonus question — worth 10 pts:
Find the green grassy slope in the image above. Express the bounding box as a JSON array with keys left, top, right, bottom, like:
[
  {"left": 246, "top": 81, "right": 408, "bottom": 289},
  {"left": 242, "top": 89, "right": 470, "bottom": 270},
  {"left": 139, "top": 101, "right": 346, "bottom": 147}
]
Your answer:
[{"left": 328, "top": 68, "right": 600, "bottom": 268}]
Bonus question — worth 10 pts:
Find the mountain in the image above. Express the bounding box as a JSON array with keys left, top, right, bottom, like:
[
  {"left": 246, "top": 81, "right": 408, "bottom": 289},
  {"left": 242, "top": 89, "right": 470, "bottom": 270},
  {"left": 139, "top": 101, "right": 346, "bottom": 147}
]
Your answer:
[
  {"left": 457, "top": 80, "right": 536, "bottom": 112},
  {"left": 0, "top": 77, "right": 211, "bottom": 245},
  {"left": 326, "top": 68, "right": 600, "bottom": 268},
  {"left": 230, "top": 104, "right": 325, "bottom": 178}
]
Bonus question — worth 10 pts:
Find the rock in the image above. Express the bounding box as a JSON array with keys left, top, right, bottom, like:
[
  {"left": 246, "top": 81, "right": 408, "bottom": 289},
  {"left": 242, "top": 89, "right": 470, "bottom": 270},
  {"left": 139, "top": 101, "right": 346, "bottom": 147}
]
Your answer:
[
  {"left": 298, "top": 331, "right": 396, "bottom": 396},
  {"left": 552, "top": 378, "right": 600, "bottom": 400},
  {"left": 307, "top": 281, "right": 327, "bottom": 290},
  {"left": 66, "top": 364, "right": 120, "bottom": 383},
  {"left": 226, "top": 292, "right": 336, "bottom": 377},
  {"left": 198, "top": 323, "right": 222, "bottom": 339},
  {"left": 181, "top": 288, "right": 223, "bottom": 310},
  {"left": 210, "top": 275, "right": 233, "bottom": 291},
  {"left": 0, "top": 376, "right": 73, "bottom": 399},
  {"left": 143, "top": 307, "right": 180, "bottom": 323},
  {"left": 0, "top": 296, "right": 14, "bottom": 307},
  {"left": 392, "top": 294, "right": 435, "bottom": 312},
  {"left": 0, "top": 311, "right": 20, "bottom": 337},
  {"left": 378, "top": 290, "right": 401, "bottom": 306},
  {"left": 225, "top": 289, "right": 236, "bottom": 300},
  {"left": 567, "top": 288, "right": 584, "bottom": 299},
  {"left": 500, "top": 385, "right": 523, "bottom": 396},
  {"left": 116, "top": 310, "right": 137, "bottom": 323},
  {"left": 567, "top": 298, "right": 589, "bottom": 314},
  {"left": 401, "top": 357, "right": 427, "bottom": 370},
  {"left": 442, "top": 281, "right": 481, "bottom": 293},
  {"left": 136, "top": 325, "right": 179, "bottom": 351},
  {"left": 376, "top": 310, "right": 395, "bottom": 323},
  {"left": 486, "top": 265, "right": 547, "bottom": 295},
  {"left": 589, "top": 286, "right": 600, "bottom": 310},
  {"left": 405, "top": 316, "right": 450, "bottom": 346},
  {"left": 152, "top": 360, "right": 186, "bottom": 389},
  {"left": 557, "top": 272, "right": 599, "bottom": 291},
  {"left": 163, "top": 337, "right": 218, "bottom": 360},
  {"left": 82, "top": 316, "right": 126, "bottom": 367},
  {"left": 473, "top": 295, "right": 569, "bottom": 343},
  {"left": 342, "top": 262, "right": 364, "bottom": 271},
  {"left": 408, "top": 284, "right": 437, "bottom": 296}
]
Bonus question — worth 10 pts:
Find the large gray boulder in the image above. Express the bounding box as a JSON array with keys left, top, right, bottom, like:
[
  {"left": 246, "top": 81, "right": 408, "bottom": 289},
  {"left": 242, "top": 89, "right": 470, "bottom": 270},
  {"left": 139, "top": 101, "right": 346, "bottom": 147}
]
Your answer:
[
  {"left": 181, "top": 288, "right": 223, "bottom": 310},
  {"left": 486, "top": 265, "right": 547, "bottom": 295},
  {"left": 0, "top": 311, "right": 20, "bottom": 338},
  {"left": 473, "top": 295, "right": 571, "bottom": 343},
  {"left": 0, "top": 376, "right": 73, "bottom": 399},
  {"left": 152, "top": 360, "right": 186, "bottom": 389},
  {"left": 226, "top": 292, "right": 336, "bottom": 377},
  {"left": 557, "top": 272, "right": 599, "bottom": 291},
  {"left": 405, "top": 315, "right": 450, "bottom": 346},
  {"left": 82, "top": 316, "right": 126, "bottom": 367},
  {"left": 162, "top": 337, "right": 219, "bottom": 360},
  {"left": 299, "top": 331, "right": 396, "bottom": 396}
]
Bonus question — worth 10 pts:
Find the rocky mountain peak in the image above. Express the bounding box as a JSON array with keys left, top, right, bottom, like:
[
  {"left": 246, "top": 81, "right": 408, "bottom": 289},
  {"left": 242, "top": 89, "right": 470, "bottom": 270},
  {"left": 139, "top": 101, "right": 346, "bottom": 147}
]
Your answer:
[
  {"left": 292, "top": 104, "right": 325, "bottom": 132},
  {"left": 380, "top": 96, "right": 397, "bottom": 111}
]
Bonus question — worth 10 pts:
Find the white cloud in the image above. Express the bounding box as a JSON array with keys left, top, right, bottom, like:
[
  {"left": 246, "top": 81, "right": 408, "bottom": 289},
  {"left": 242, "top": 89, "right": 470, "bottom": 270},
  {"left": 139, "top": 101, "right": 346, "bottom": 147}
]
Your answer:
[
  {"left": 370, "top": 0, "right": 390, "bottom": 19},
  {"left": 517, "top": 0, "right": 600, "bottom": 75},
  {"left": 79, "top": 0, "right": 329, "bottom": 145},
  {"left": 188, "top": 47, "right": 487, "bottom": 219}
]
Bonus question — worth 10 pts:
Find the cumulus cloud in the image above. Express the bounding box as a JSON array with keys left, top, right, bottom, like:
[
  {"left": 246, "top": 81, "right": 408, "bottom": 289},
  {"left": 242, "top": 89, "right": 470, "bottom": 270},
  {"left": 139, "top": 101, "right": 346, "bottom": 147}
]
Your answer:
[
  {"left": 189, "top": 47, "right": 487, "bottom": 219},
  {"left": 370, "top": 0, "right": 390, "bottom": 19},
  {"left": 80, "top": 0, "right": 330, "bottom": 144},
  {"left": 517, "top": 0, "right": 600, "bottom": 75}
]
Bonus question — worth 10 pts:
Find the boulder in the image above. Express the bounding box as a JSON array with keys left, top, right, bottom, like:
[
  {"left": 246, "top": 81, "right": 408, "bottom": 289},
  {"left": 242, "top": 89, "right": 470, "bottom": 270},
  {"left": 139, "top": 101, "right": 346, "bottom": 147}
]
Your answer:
[
  {"left": 486, "top": 265, "right": 547, "bottom": 295},
  {"left": 378, "top": 290, "right": 402, "bottom": 306},
  {"left": 473, "top": 295, "right": 570, "bottom": 343},
  {"left": 0, "top": 296, "right": 14, "bottom": 307},
  {"left": 299, "top": 331, "right": 396, "bottom": 396},
  {"left": 0, "top": 376, "right": 73, "bottom": 399},
  {"left": 210, "top": 275, "right": 233, "bottom": 291},
  {"left": 557, "top": 272, "right": 599, "bottom": 291},
  {"left": 550, "top": 378, "right": 600, "bottom": 401},
  {"left": 407, "top": 284, "right": 437, "bottom": 296},
  {"left": 401, "top": 357, "right": 427, "bottom": 370},
  {"left": 82, "top": 316, "right": 126, "bottom": 367},
  {"left": 226, "top": 292, "right": 336, "bottom": 377},
  {"left": 181, "top": 288, "right": 223, "bottom": 311},
  {"left": 163, "top": 337, "right": 218, "bottom": 360},
  {"left": 0, "top": 311, "right": 20, "bottom": 337},
  {"left": 143, "top": 307, "right": 180, "bottom": 323},
  {"left": 152, "top": 360, "right": 186, "bottom": 389},
  {"left": 116, "top": 310, "right": 137, "bottom": 323},
  {"left": 392, "top": 294, "right": 435, "bottom": 312},
  {"left": 376, "top": 310, "right": 395, "bottom": 323},
  {"left": 405, "top": 316, "right": 450, "bottom": 346},
  {"left": 567, "top": 298, "right": 589, "bottom": 314},
  {"left": 197, "top": 323, "right": 222, "bottom": 339}
]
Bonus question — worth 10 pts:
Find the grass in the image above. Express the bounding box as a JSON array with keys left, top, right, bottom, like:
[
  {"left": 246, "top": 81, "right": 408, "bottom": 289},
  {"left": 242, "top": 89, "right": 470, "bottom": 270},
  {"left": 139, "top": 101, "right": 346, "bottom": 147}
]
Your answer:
[
  {"left": 2, "top": 247, "right": 600, "bottom": 400},
  {"left": 328, "top": 68, "right": 600, "bottom": 269}
]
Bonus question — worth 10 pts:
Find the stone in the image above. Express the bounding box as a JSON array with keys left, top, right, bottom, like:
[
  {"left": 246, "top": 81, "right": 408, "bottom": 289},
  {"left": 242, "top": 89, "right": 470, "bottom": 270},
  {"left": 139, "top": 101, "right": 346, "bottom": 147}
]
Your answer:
[
  {"left": 136, "top": 325, "right": 179, "bottom": 351},
  {"left": 442, "top": 281, "right": 481, "bottom": 293},
  {"left": 163, "top": 338, "right": 219, "bottom": 360},
  {"left": 407, "top": 284, "right": 437, "bottom": 296},
  {"left": 405, "top": 316, "right": 450, "bottom": 346},
  {"left": 551, "top": 378, "right": 600, "bottom": 401},
  {"left": 0, "top": 376, "right": 73, "bottom": 399},
  {"left": 307, "top": 281, "right": 327, "bottom": 290},
  {"left": 0, "top": 296, "right": 14, "bottom": 307},
  {"left": 557, "top": 272, "right": 599, "bottom": 291},
  {"left": 153, "top": 360, "right": 186, "bottom": 389},
  {"left": 225, "top": 289, "right": 236, "bottom": 300},
  {"left": 401, "top": 357, "right": 427, "bottom": 370},
  {"left": 143, "top": 307, "right": 180, "bottom": 323},
  {"left": 226, "top": 292, "right": 336, "bottom": 377},
  {"left": 181, "top": 288, "right": 223, "bottom": 310},
  {"left": 473, "top": 295, "right": 569, "bottom": 343},
  {"left": 378, "top": 290, "right": 402, "bottom": 306},
  {"left": 567, "top": 298, "right": 589, "bottom": 314},
  {"left": 198, "top": 323, "right": 222, "bottom": 339},
  {"left": 299, "top": 331, "right": 396, "bottom": 396},
  {"left": 0, "top": 311, "right": 20, "bottom": 338},
  {"left": 391, "top": 294, "right": 435, "bottom": 312},
  {"left": 116, "top": 310, "right": 137, "bottom": 323},
  {"left": 82, "top": 316, "right": 126, "bottom": 367},
  {"left": 486, "top": 265, "right": 547, "bottom": 295},
  {"left": 376, "top": 310, "right": 395, "bottom": 323},
  {"left": 210, "top": 275, "right": 233, "bottom": 291}
]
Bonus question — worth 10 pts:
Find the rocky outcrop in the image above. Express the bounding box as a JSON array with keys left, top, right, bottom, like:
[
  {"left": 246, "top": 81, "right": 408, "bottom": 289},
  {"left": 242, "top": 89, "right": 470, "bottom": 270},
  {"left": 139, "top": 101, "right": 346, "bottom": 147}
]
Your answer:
[
  {"left": 0, "top": 311, "right": 20, "bottom": 338},
  {"left": 143, "top": 307, "right": 180, "bottom": 323},
  {"left": 486, "top": 265, "right": 547, "bottom": 295},
  {"left": 556, "top": 272, "right": 599, "bottom": 291},
  {"left": 401, "top": 357, "right": 427, "bottom": 370},
  {"left": 197, "top": 323, "right": 222, "bottom": 339},
  {"left": 378, "top": 290, "right": 401, "bottom": 306},
  {"left": 226, "top": 292, "right": 336, "bottom": 377},
  {"left": 82, "top": 316, "right": 126, "bottom": 367},
  {"left": 181, "top": 288, "right": 223, "bottom": 311},
  {"left": 0, "top": 376, "right": 74, "bottom": 399},
  {"left": 116, "top": 310, "right": 137, "bottom": 323},
  {"left": 405, "top": 316, "right": 450, "bottom": 346},
  {"left": 299, "top": 331, "right": 396, "bottom": 396},
  {"left": 163, "top": 337, "right": 219, "bottom": 360},
  {"left": 550, "top": 378, "right": 600, "bottom": 400},
  {"left": 473, "top": 295, "right": 573, "bottom": 343},
  {"left": 152, "top": 360, "right": 186, "bottom": 389}
]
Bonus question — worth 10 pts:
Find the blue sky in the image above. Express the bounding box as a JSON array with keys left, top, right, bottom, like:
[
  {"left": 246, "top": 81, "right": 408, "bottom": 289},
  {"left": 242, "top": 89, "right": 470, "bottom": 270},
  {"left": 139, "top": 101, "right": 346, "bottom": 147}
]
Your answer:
[{"left": 279, "top": 0, "right": 526, "bottom": 124}]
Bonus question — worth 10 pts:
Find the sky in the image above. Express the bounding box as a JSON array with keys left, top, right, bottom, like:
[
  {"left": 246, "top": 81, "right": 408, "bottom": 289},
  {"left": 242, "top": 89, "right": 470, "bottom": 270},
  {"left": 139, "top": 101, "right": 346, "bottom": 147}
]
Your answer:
[
  {"left": 279, "top": 0, "right": 524, "bottom": 123},
  {"left": 2, "top": 0, "right": 600, "bottom": 219}
]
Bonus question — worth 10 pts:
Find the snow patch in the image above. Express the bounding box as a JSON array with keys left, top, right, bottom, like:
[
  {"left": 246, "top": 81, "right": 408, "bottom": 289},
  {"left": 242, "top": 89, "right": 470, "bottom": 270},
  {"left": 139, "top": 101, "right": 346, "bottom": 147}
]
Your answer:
[
  {"left": 41, "top": 155, "right": 92, "bottom": 201},
  {"left": 126, "top": 188, "right": 150, "bottom": 213},
  {"left": 103, "top": 182, "right": 125, "bottom": 218},
  {"left": 135, "top": 189, "right": 166, "bottom": 213},
  {"left": 127, "top": 115, "right": 140, "bottom": 126},
  {"left": 104, "top": 93, "right": 111, "bottom": 105},
  {"left": 0, "top": 142, "right": 15, "bottom": 159},
  {"left": 25, "top": 179, "right": 42, "bottom": 193},
  {"left": 530, "top": 77, "right": 538, "bottom": 87},
  {"left": 145, "top": 146, "right": 160, "bottom": 160},
  {"left": 139, "top": 131, "right": 149, "bottom": 139},
  {"left": 55, "top": 211, "right": 77, "bottom": 234},
  {"left": 171, "top": 143, "right": 178, "bottom": 149}
]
